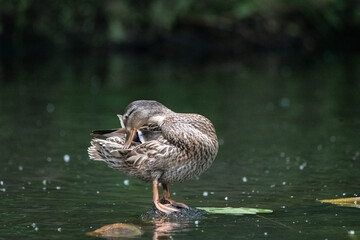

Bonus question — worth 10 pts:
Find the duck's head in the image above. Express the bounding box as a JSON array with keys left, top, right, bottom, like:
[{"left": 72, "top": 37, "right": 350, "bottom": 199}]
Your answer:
[{"left": 121, "top": 100, "right": 172, "bottom": 148}]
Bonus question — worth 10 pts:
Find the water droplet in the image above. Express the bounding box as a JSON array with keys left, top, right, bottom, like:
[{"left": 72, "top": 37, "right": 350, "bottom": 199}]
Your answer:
[
  {"left": 123, "top": 179, "right": 129, "bottom": 186},
  {"left": 330, "top": 136, "right": 336, "bottom": 143},
  {"left": 280, "top": 97, "right": 290, "bottom": 108},
  {"left": 194, "top": 220, "right": 199, "bottom": 225},
  {"left": 264, "top": 232, "right": 268, "bottom": 236},
  {"left": 96, "top": 191, "right": 100, "bottom": 194},
  {"left": 242, "top": 177, "right": 248, "bottom": 183},
  {"left": 203, "top": 191, "right": 208, "bottom": 197},
  {"left": 56, "top": 186, "right": 61, "bottom": 190},
  {"left": 0, "top": 181, "right": 3, "bottom": 185},
  {"left": 63, "top": 154, "right": 70, "bottom": 163},
  {"left": 46, "top": 103, "right": 55, "bottom": 113},
  {"left": 57, "top": 227, "right": 62, "bottom": 232},
  {"left": 280, "top": 152, "right": 285, "bottom": 158},
  {"left": 31, "top": 223, "right": 39, "bottom": 231},
  {"left": 0, "top": 188, "right": 6, "bottom": 192},
  {"left": 224, "top": 196, "right": 228, "bottom": 201},
  {"left": 299, "top": 162, "right": 307, "bottom": 170},
  {"left": 42, "top": 180, "right": 47, "bottom": 185},
  {"left": 18, "top": 166, "right": 23, "bottom": 171},
  {"left": 348, "top": 230, "right": 355, "bottom": 235},
  {"left": 47, "top": 157, "right": 52, "bottom": 162}
]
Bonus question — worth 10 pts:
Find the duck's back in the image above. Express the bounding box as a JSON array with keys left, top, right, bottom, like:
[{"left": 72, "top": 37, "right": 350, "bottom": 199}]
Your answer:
[{"left": 154, "top": 113, "right": 218, "bottom": 183}]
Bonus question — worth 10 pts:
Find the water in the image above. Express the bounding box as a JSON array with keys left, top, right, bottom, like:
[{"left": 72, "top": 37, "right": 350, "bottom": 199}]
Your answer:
[{"left": 0, "top": 52, "right": 359, "bottom": 239}]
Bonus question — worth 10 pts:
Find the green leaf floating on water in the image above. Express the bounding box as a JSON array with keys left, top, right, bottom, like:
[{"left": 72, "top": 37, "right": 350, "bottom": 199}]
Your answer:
[{"left": 197, "top": 207, "right": 273, "bottom": 215}]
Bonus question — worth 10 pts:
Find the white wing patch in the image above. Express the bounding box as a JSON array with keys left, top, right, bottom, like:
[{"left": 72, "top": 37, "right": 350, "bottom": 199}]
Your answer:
[
  {"left": 117, "top": 114, "right": 125, "bottom": 128},
  {"left": 137, "top": 130, "right": 145, "bottom": 143}
]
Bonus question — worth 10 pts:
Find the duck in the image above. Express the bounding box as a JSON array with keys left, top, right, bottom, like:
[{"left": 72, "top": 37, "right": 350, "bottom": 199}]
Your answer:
[{"left": 88, "top": 100, "right": 218, "bottom": 214}]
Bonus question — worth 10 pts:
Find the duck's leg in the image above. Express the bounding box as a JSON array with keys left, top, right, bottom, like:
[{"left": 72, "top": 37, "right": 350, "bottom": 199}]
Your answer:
[
  {"left": 162, "top": 183, "right": 189, "bottom": 209},
  {"left": 153, "top": 179, "right": 179, "bottom": 214}
]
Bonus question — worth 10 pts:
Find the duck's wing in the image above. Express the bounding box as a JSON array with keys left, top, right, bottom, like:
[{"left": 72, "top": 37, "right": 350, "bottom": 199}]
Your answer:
[{"left": 88, "top": 139, "right": 177, "bottom": 178}]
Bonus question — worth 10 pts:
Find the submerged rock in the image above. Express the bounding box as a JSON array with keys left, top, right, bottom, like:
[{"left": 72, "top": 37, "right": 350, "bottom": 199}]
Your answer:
[{"left": 140, "top": 205, "right": 206, "bottom": 222}]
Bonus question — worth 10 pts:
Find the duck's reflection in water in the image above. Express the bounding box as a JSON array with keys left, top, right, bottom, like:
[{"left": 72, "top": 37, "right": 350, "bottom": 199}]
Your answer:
[
  {"left": 152, "top": 218, "right": 188, "bottom": 240},
  {"left": 143, "top": 207, "right": 205, "bottom": 240}
]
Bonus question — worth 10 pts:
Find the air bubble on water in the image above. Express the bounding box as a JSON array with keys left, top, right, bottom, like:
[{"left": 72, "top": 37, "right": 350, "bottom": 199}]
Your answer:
[
  {"left": 203, "top": 191, "right": 208, "bottom": 197},
  {"left": 123, "top": 179, "right": 129, "bottom": 186},
  {"left": 63, "top": 154, "right": 70, "bottom": 163},
  {"left": 96, "top": 191, "right": 100, "bottom": 194},
  {"left": 343, "top": 193, "right": 346, "bottom": 196},
  {"left": 56, "top": 186, "right": 61, "bottom": 190},
  {"left": 242, "top": 177, "right": 248, "bottom": 183},
  {"left": 172, "top": 192, "right": 176, "bottom": 196},
  {"left": 57, "top": 227, "right": 62, "bottom": 232},
  {"left": 299, "top": 162, "right": 307, "bottom": 170},
  {"left": 282, "top": 181, "right": 286, "bottom": 185},
  {"left": 18, "top": 165, "right": 23, "bottom": 171},
  {"left": 195, "top": 220, "right": 199, "bottom": 225},
  {"left": 348, "top": 230, "right": 355, "bottom": 235},
  {"left": 42, "top": 180, "right": 47, "bottom": 185},
  {"left": 0, "top": 181, "right": 3, "bottom": 185},
  {"left": 224, "top": 196, "right": 228, "bottom": 201}
]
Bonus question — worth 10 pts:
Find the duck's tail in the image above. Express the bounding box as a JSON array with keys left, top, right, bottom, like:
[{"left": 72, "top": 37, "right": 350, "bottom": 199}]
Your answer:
[{"left": 88, "top": 139, "right": 116, "bottom": 161}]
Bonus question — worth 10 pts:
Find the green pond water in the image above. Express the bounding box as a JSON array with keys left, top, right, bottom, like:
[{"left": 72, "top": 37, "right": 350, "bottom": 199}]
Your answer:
[{"left": 0, "top": 52, "right": 359, "bottom": 239}]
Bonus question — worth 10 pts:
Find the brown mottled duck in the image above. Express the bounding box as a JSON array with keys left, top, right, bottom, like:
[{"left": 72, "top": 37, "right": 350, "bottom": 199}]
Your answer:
[{"left": 88, "top": 100, "right": 218, "bottom": 214}]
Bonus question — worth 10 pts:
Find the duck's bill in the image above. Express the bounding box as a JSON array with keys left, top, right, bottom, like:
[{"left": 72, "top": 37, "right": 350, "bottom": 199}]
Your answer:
[{"left": 124, "top": 129, "right": 137, "bottom": 149}]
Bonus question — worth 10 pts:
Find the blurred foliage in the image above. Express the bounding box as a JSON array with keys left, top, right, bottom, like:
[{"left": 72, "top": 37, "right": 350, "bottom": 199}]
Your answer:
[{"left": 0, "top": 0, "right": 359, "bottom": 52}]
